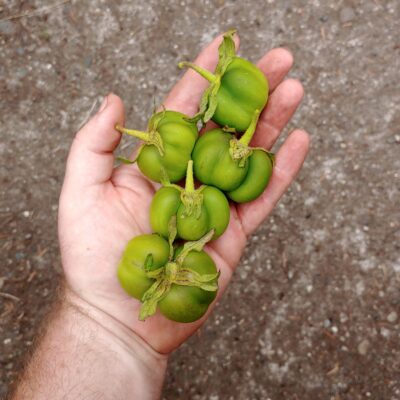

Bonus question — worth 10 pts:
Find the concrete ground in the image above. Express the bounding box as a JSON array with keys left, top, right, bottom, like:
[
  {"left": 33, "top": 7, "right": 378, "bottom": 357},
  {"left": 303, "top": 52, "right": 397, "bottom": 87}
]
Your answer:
[{"left": 1, "top": 0, "right": 399, "bottom": 399}]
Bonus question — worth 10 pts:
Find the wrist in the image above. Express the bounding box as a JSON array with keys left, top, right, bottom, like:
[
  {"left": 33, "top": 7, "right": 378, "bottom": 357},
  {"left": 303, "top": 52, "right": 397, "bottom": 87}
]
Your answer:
[{"left": 63, "top": 287, "right": 168, "bottom": 399}]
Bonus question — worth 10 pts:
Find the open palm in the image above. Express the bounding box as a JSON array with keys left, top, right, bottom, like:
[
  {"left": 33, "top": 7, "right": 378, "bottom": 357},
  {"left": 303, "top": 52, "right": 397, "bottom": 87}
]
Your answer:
[{"left": 58, "top": 34, "right": 309, "bottom": 355}]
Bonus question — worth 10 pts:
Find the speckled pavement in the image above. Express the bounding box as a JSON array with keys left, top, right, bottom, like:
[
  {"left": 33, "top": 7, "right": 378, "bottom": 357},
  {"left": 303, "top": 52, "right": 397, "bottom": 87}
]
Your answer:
[{"left": 1, "top": 1, "right": 399, "bottom": 399}]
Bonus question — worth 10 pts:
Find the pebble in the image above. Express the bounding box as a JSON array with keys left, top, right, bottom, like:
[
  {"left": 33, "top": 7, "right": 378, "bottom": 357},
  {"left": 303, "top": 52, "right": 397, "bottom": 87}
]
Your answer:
[
  {"left": 357, "top": 339, "right": 370, "bottom": 355},
  {"left": 15, "top": 252, "right": 25, "bottom": 260},
  {"left": 340, "top": 312, "right": 348, "bottom": 323},
  {"left": 15, "top": 68, "right": 28, "bottom": 79},
  {"left": 0, "top": 21, "right": 16, "bottom": 35},
  {"left": 387, "top": 311, "right": 398, "bottom": 323},
  {"left": 84, "top": 56, "right": 92, "bottom": 68},
  {"left": 380, "top": 328, "right": 390, "bottom": 338},
  {"left": 340, "top": 7, "right": 356, "bottom": 23}
]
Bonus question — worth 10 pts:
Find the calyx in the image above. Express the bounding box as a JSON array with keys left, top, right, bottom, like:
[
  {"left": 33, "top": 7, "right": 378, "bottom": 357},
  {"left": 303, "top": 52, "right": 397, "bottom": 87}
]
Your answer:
[
  {"left": 163, "top": 160, "right": 205, "bottom": 219},
  {"left": 139, "top": 217, "right": 218, "bottom": 321},
  {"left": 229, "top": 109, "right": 275, "bottom": 168},
  {"left": 178, "top": 29, "right": 237, "bottom": 124},
  {"left": 115, "top": 110, "right": 166, "bottom": 164}
]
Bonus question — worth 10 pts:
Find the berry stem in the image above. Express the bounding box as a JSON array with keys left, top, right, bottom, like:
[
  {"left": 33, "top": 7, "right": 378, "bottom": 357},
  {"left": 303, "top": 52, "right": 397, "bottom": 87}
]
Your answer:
[
  {"left": 238, "top": 109, "right": 261, "bottom": 146},
  {"left": 178, "top": 62, "right": 217, "bottom": 83}
]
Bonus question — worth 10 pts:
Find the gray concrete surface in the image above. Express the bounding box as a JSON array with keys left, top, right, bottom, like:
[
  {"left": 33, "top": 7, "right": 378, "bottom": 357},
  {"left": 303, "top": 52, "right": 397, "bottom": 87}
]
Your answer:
[{"left": 1, "top": 0, "right": 399, "bottom": 399}]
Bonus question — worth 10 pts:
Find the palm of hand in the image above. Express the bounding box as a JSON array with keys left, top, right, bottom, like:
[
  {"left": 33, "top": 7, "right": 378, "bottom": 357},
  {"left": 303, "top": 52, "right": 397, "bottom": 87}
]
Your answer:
[
  {"left": 60, "top": 151, "right": 245, "bottom": 354},
  {"left": 59, "top": 35, "right": 309, "bottom": 354}
]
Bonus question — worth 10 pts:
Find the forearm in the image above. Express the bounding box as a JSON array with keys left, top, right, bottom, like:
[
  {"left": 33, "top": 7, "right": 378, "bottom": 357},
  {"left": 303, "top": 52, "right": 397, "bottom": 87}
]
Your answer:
[{"left": 11, "top": 288, "right": 168, "bottom": 400}]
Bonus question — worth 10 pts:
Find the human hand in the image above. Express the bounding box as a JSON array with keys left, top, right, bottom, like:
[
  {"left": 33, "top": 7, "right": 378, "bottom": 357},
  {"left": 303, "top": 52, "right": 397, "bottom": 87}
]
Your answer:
[{"left": 58, "top": 33, "right": 309, "bottom": 356}]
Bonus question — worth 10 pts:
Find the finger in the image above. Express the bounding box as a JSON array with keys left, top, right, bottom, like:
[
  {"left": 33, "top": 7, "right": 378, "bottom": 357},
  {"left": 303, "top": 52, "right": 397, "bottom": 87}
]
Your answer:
[
  {"left": 237, "top": 130, "right": 310, "bottom": 236},
  {"left": 257, "top": 48, "right": 294, "bottom": 92},
  {"left": 251, "top": 79, "right": 304, "bottom": 149},
  {"left": 64, "top": 94, "right": 125, "bottom": 188},
  {"left": 207, "top": 205, "right": 248, "bottom": 271},
  {"left": 163, "top": 33, "right": 240, "bottom": 116}
]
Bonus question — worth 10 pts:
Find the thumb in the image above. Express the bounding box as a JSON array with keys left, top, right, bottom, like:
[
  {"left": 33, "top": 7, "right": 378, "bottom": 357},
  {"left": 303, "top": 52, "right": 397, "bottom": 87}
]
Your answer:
[{"left": 64, "top": 93, "right": 125, "bottom": 188}]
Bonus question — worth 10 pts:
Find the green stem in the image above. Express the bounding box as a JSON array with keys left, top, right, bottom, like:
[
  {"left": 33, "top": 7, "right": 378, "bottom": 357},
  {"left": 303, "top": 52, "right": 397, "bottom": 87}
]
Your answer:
[
  {"left": 185, "top": 160, "right": 195, "bottom": 193},
  {"left": 238, "top": 109, "right": 261, "bottom": 146},
  {"left": 115, "top": 124, "right": 165, "bottom": 157},
  {"left": 178, "top": 62, "right": 217, "bottom": 83},
  {"left": 115, "top": 124, "right": 150, "bottom": 141},
  {"left": 180, "top": 160, "right": 203, "bottom": 218}
]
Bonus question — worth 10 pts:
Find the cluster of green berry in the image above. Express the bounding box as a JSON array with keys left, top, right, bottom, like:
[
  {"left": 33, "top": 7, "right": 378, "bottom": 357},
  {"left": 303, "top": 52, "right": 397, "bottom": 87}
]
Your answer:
[{"left": 116, "top": 30, "right": 273, "bottom": 323}]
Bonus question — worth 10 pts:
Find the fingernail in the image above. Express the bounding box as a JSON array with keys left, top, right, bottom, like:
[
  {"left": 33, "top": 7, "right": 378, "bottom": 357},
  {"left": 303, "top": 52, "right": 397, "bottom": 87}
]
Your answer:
[{"left": 98, "top": 95, "right": 108, "bottom": 113}]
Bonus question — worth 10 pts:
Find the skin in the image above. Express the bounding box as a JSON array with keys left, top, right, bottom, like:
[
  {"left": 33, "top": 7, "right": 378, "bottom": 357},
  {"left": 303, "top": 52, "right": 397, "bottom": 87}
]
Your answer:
[
  {"left": 150, "top": 185, "right": 230, "bottom": 240},
  {"left": 118, "top": 234, "right": 218, "bottom": 323},
  {"left": 135, "top": 111, "right": 198, "bottom": 182},
  {"left": 117, "top": 234, "right": 170, "bottom": 300},
  {"left": 193, "top": 128, "right": 248, "bottom": 191},
  {"left": 150, "top": 187, "right": 182, "bottom": 237},
  {"left": 213, "top": 57, "right": 269, "bottom": 131},
  {"left": 158, "top": 250, "right": 218, "bottom": 323},
  {"left": 12, "top": 33, "right": 309, "bottom": 400},
  {"left": 227, "top": 149, "right": 274, "bottom": 202},
  {"left": 195, "top": 186, "right": 230, "bottom": 238},
  {"left": 192, "top": 128, "right": 274, "bottom": 202}
]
